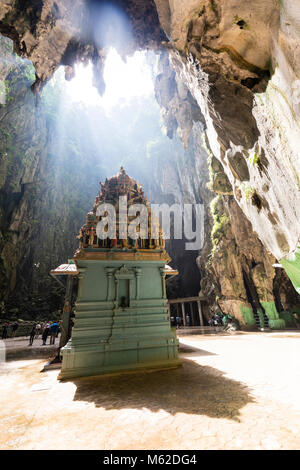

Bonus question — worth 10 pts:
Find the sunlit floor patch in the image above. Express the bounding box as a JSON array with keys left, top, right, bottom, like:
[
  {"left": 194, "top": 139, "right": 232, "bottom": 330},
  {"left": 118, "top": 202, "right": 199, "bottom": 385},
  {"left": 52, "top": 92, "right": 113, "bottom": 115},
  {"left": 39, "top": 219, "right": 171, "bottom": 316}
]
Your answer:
[{"left": 1, "top": 333, "right": 300, "bottom": 450}]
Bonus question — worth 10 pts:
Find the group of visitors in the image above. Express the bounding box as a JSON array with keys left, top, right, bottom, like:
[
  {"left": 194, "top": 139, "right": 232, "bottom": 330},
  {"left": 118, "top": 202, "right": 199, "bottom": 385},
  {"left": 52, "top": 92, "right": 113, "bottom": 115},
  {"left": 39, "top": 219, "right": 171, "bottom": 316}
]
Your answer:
[
  {"left": 209, "top": 311, "right": 240, "bottom": 331},
  {"left": 170, "top": 315, "right": 191, "bottom": 328},
  {"left": 29, "top": 321, "right": 60, "bottom": 346},
  {"left": 1, "top": 321, "right": 19, "bottom": 339},
  {"left": 170, "top": 310, "right": 238, "bottom": 329},
  {"left": 1, "top": 320, "right": 61, "bottom": 344},
  {"left": 208, "top": 313, "right": 223, "bottom": 327}
]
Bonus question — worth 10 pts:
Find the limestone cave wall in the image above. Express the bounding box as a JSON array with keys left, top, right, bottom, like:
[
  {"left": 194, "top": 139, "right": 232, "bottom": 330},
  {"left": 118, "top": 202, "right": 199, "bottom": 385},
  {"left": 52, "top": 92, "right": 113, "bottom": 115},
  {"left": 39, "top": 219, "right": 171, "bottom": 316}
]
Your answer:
[
  {"left": 153, "top": 0, "right": 300, "bottom": 279},
  {"left": 154, "top": 51, "right": 299, "bottom": 327},
  {"left": 0, "top": 1, "right": 300, "bottom": 327},
  {"left": 0, "top": 36, "right": 101, "bottom": 319}
]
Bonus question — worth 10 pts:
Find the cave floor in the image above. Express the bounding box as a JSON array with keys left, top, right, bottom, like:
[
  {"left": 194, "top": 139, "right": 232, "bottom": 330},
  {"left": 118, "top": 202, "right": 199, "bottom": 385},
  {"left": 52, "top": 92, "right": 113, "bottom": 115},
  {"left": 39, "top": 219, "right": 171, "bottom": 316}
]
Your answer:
[{"left": 0, "top": 331, "right": 300, "bottom": 450}]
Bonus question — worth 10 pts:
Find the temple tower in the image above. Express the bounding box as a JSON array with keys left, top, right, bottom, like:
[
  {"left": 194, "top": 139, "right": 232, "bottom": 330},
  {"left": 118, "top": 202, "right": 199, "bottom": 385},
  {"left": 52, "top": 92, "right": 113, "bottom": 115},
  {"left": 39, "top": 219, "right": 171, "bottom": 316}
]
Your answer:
[{"left": 59, "top": 168, "right": 180, "bottom": 379}]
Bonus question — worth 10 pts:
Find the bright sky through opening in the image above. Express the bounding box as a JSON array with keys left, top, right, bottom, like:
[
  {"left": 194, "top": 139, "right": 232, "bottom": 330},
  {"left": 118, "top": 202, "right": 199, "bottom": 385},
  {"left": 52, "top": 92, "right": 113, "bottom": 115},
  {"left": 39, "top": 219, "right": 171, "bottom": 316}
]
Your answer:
[{"left": 65, "top": 49, "right": 154, "bottom": 109}]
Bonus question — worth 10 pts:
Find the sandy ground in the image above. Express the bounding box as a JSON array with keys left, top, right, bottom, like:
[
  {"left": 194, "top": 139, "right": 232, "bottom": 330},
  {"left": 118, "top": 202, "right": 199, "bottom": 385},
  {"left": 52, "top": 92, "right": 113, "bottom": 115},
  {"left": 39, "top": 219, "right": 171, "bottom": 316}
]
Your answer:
[{"left": 0, "top": 331, "right": 300, "bottom": 450}]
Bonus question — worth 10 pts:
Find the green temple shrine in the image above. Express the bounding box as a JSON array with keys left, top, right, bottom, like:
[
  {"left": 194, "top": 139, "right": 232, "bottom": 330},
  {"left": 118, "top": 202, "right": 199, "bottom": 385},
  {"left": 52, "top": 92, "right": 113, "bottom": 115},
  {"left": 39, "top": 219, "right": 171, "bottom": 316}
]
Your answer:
[{"left": 58, "top": 168, "right": 180, "bottom": 379}]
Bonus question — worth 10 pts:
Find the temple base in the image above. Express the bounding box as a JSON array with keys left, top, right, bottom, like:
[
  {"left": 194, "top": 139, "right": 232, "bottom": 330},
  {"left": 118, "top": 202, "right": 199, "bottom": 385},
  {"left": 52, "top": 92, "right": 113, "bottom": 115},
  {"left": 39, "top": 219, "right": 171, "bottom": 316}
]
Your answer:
[
  {"left": 59, "top": 357, "right": 181, "bottom": 380},
  {"left": 59, "top": 338, "right": 180, "bottom": 380},
  {"left": 59, "top": 258, "right": 180, "bottom": 380}
]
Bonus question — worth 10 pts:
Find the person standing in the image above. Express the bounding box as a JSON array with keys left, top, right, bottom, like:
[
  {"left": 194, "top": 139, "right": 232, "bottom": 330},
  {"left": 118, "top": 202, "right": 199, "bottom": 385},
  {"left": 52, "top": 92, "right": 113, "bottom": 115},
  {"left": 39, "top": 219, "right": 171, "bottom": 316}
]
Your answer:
[
  {"left": 293, "top": 313, "right": 300, "bottom": 328},
  {"left": 2, "top": 322, "right": 9, "bottom": 339},
  {"left": 222, "top": 313, "right": 232, "bottom": 327},
  {"left": 56, "top": 321, "right": 61, "bottom": 338},
  {"left": 67, "top": 314, "right": 75, "bottom": 342},
  {"left": 42, "top": 322, "right": 50, "bottom": 345},
  {"left": 50, "top": 322, "right": 59, "bottom": 345},
  {"left": 29, "top": 324, "right": 36, "bottom": 346},
  {"left": 35, "top": 323, "right": 41, "bottom": 338},
  {"left": 11, "top": 322, "right": 19, "bottom": 338}
]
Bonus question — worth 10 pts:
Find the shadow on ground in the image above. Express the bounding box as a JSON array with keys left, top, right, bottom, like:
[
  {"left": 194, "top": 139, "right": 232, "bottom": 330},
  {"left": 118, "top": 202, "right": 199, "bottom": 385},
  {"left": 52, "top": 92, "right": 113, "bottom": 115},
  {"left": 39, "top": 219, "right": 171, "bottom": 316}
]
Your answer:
[
  {"left": 179, "top": 343, "right": 217, "bottom": 355},
  {"left": 6, "top": 346, "right": 57, "bottom": 361},
  {"left": 70, "top": 357, "right": 254, "bottom": 422}
]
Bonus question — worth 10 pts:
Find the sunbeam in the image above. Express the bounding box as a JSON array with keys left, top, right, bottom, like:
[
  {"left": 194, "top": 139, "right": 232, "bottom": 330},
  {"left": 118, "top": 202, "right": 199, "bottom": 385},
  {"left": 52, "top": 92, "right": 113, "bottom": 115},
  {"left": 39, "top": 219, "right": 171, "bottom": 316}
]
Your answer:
[{"left": 64, "top": 49, "right": 154, "bottom": 110}]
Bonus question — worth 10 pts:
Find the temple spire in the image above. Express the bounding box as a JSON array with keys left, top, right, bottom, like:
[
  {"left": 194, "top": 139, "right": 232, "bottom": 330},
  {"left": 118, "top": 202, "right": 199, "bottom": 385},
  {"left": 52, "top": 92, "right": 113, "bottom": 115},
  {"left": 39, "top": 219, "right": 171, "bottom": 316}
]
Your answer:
[{"left": 76, "top": 169, "right": 166, "bottom": 253}]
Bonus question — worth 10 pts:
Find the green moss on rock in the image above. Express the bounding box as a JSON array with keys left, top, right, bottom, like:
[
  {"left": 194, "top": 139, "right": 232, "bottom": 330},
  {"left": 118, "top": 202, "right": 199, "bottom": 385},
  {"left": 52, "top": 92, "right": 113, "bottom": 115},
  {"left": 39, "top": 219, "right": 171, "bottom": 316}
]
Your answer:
[
  {"left": 240, "top": 305, "right": 256, "bottom": 326},
  {"left": 210, "top": 195, "right": 231, "bottom": 251},
  {"left": 279, "top": 311, "right": 298, "bottom": 328},
  {"left": 280, "top": 247, "right": 300, "bottom": 295},
  {"left": 256, "top": 308, "right": 265, "bottom": 328},
  {"left": 261, "top": 301, "right": 285, "bottom": 329}
]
